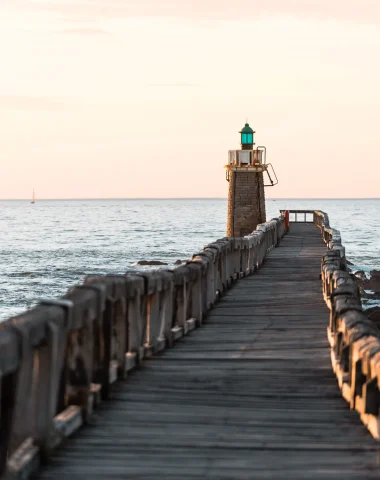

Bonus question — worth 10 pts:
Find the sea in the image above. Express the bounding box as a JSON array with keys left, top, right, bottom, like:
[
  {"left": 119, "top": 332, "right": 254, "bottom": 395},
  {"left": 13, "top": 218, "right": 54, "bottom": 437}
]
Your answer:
[{"left": 1, "top": 198, "right": 379, "bottom": 321}]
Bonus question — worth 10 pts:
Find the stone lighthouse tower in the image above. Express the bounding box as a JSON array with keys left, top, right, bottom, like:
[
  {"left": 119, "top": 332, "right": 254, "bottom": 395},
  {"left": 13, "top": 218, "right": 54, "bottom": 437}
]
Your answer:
[{"left": 225, "top": 123, "right": 268, "bottom": 237}]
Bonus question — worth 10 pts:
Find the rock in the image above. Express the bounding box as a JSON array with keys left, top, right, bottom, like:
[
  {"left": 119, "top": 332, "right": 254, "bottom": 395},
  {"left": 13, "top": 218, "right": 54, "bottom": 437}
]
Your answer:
[
  {"left": 354, "top": 270, "right": 367, "bottom": 281},
  {"left": 369, "top": 270, "right": 380, "bottom": 288},
  {"left": 350, "top": 268, "right": 380, "bottom": 329},
  {"left": 365, "top": 307, "right": 380, "bottom": 329},
  {"left": 135, "top": 260, "right": 168, "bottom": 266},
  {"left": 357, "top": 269, "right": 380, "bottom": 291},
  {"left": 174, "top": 260, "right": 183, "bottom": 265}
]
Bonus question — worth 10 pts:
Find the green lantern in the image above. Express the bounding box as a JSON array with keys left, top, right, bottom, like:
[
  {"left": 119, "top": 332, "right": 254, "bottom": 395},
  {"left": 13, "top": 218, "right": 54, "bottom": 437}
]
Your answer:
[{"left": 240, "top": 123, "right": 255, "bottom": 150}]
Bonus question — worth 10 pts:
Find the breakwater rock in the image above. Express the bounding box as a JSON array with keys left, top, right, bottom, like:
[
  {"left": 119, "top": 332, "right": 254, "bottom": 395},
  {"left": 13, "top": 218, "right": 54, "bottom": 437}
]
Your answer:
[
  {"left": 134, "top": 260, "right": 168, "bottom": 266},
  {"left": 132, "top": 259, "right": 187, "bottom": 267},
  {"left": 353, "top": 268, "right": 380, "bottom": 326}
]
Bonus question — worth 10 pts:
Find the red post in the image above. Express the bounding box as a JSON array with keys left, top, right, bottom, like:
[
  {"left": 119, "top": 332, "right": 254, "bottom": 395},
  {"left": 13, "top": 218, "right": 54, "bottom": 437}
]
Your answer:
[{"left": 285, "top": 210, "right": 290, "bottom": 230}]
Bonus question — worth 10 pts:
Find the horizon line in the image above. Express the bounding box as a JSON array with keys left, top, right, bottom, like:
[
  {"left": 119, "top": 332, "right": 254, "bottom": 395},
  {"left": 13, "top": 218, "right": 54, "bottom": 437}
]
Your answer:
[{"left": 2, "top": 197, "right": 380, "bottom": 201}]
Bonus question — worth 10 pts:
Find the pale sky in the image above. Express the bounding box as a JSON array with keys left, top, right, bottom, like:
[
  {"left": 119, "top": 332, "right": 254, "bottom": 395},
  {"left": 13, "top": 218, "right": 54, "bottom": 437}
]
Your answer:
[{"left": 1, "top": 0, "right": 380, "bottom": 199}]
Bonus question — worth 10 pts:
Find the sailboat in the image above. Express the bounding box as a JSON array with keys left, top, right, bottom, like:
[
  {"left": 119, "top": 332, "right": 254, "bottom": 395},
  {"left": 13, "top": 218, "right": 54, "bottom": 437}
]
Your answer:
[{"left": 31, "top": 189, "right": 35, "bottom": 204}]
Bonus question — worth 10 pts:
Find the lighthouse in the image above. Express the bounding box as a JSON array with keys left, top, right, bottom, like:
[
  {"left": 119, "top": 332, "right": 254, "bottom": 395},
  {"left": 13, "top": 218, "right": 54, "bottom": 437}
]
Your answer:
[{"left": 225, "top": 123, "right": 276, "bottom": 237}]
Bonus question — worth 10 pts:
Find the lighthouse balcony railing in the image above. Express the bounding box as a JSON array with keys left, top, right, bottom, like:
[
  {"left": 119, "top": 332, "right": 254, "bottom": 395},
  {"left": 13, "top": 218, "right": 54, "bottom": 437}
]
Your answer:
[{"left": 228, "top": 150, "right": 264, "bottom": 167}]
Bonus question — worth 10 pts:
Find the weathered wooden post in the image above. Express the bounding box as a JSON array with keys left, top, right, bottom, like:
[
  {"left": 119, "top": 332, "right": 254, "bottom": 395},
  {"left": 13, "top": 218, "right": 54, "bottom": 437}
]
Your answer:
[{"left": 225, "top": 124, "right": 277, "bottom": 237}]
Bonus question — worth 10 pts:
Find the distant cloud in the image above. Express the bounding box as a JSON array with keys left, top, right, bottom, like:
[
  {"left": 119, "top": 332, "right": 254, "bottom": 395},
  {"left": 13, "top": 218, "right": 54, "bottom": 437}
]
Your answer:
[
  {"left": 146, "top": 83, "right": 204, "bottom": 88},
  {"left": 0, "top": 95, "right": 69, "bottom": 112},
  {"left": 58, "top": 27, "right": 109, "bottom": 35},
  {"left": 14, "top": 0, "right": 380, "bottom": 26}
]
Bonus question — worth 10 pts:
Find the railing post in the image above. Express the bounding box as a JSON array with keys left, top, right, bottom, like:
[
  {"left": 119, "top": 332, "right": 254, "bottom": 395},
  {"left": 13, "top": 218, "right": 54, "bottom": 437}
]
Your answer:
[
  {"left": 84, "top": 276, "right": 124, "bottom": 395},
  {"left": 73, "top": 284, "right": 106, "bottom": 420},
  {"left": 125, "top": 274, "right": 146, "bottom": 363},
  {"left": 206, "top": 250, "right": 216, "bottom": 307},
  {"left": 7, "top": 309, "right": 52, "bottom": 454},
  {"left": 33, "top": 306, "right": 70, "bottom": 454},
  {"left": 191, "top": 253, "right": 210, "bottom": 318},
  {"left": 0, "top": 329, "right": 20, "bottom": 474},
  {"left": 187, "top": 263, "right": 203, "bottom": 326},
  {"left": 133, "top": 272, "right": 172, "bottom": 356},
  {"left": 170, "top": 266, "right": 191, "bottom": 336}
]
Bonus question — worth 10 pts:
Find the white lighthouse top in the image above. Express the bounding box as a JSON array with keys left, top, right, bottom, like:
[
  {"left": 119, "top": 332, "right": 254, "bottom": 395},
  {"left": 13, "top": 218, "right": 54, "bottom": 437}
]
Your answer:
[{"left": 228, "top": 149, "right": 263, "bottom": 166}]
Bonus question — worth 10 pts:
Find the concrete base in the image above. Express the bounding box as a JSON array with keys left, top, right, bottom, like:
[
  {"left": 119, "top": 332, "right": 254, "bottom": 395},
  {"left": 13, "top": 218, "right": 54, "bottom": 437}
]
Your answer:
[
  {"left": 186, "top": 318, "right": 197, "bottom": 331},
  {"left": 155, "top": 337, "right": 167, "bottom": 353},
  {"left": 91, "top": 383, "right": 102, "bottom": 407},
  {"left": 125, "top": 352, "right": 137, "bottom": 372},
  {"left": 171, "top": 326, "right": 183, "bottom": 341},
  {"left": 54, "top": 405, "right": 83, "bottom": 438},
  {"left": 144, "top": 343, "right": 154, "bottom": 358},
  {"left": 7, "top": 438, "right": 40, "bottom": 480},
  {"left": 109, "top": 360, "right": 119, "bottom": 384}
]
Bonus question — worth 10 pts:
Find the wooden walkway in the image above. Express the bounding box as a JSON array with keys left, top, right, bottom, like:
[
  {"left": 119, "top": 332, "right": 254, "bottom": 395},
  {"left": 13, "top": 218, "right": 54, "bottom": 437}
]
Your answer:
[{"left": 37, "top": 224, "right": 380, "bottom": 479}]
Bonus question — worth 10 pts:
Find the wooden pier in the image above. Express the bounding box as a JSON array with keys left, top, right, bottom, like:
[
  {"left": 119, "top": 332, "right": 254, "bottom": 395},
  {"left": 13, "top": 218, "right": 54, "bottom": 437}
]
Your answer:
[{"left": 2, "top": 212, "right": 380, "bottom": 479}]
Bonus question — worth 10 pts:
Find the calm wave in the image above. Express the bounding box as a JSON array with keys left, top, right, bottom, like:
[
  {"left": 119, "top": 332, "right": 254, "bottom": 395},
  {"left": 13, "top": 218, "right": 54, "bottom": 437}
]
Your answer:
[{"left": 1, "top": 198, "right": 379, "bottom": 320}]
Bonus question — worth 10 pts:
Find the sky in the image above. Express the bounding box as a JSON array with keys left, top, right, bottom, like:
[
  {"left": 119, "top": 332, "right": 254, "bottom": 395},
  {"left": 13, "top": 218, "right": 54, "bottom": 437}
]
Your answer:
[{"left": 1, "top": 0, "right": 380, "bottom": 199}]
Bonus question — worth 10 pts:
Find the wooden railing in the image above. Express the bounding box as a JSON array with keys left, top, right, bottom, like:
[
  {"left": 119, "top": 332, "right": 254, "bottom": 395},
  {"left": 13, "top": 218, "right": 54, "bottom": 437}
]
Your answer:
[
  {"left": 299, "top": 210, "right": 380, "bottom": 440},
  {"left": 0, "top": 215, "right": 286, "bottom": 478},
  {"left": 280, "top": 209, "right": 315, "bottom": 223},
  {"left": 279, "top": 209, "right": 346, "bottom": 261}
]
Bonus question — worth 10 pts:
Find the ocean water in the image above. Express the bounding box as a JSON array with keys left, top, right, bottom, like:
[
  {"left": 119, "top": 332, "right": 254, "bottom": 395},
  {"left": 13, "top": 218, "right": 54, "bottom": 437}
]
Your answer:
[{"left": 1, "top": 198, "right": 379, "bottom": 321}]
